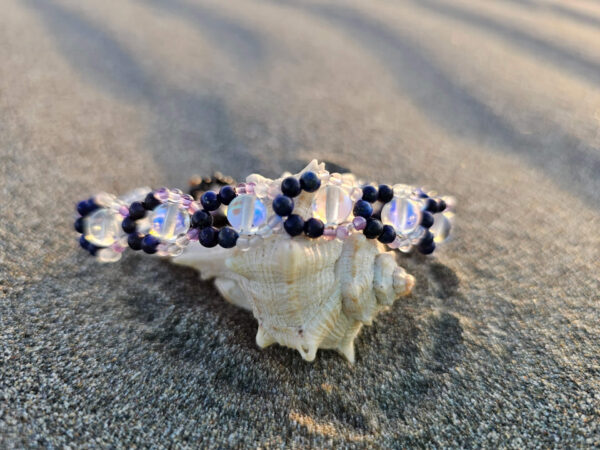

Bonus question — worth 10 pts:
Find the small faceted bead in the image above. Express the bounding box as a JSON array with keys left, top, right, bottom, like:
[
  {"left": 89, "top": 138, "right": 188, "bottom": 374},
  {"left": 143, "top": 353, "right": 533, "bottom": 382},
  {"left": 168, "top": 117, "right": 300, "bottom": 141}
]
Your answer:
[
  {"left": 218, "top": 227, "right": 239, "bottom": 248},
  {"left": 273, "top": 195, "right": 294, "bottom": 216},
  {"left": 304, "top": 218, "right": 324, "bottom": 238},
  {"left": 299, "top": 171, "right": 321, "bottom": 192},
  {"left": 353, "top": 200, "right": 373, "bottom": 219},
  {"left": 420, "top": 211, "right": 434, "bottom": 228},
  {"left": 378, "top": 224, "right": 397, "bottom": 244},
  {"left": 127, "top": 233, "right": 144, "bottom": 251},
  {"left": 141, "top": 235, "right": 160, "bottom": 254},
  {"left": 283, "top": 214, "right": 305, "bottom": 236},
  {"left": 121, "top": 216, "right": 137, "bottom": 234},
  {"left": 74, "top": 217, "right": 84, "bottom": 233},
  {"left": 353, "top": 216, "right": 367, "bottom": 231},
  {"left": 378, "top": 185, "right": 394, "bottom": 203},
  {"left": 191, "top": 210, "right": 213, "bottom": 229},
  {"left": 323, "top": 228, "right": 336, "bottom": 240},
  {"left": 201, "top": 191, "right": 221, "bottom": 211},
  {"left": 437, "top": 199, "right": 447, "bottom": 212},
  {"left": 281, "top": 177, "right": 302, "bottom": 198},
  {"left": 363, "top": 218, "right": 383, "bottom": 239},
  {"left": 218, "top": 185, "right": 237, "bottom": 205},
  {"left": 362, "top": 186, "right": 379, "bottom": 203},
  {"left": 128, "top": 201, "right": 146, "bottom": 220},
  {"left": 424, "top": 198, "right": 438, "bottom": 213},
  {"left": 143, "top": 192, "right": 161, "bottom": 210},
  {"left": 199, "top": 227, "right": 219, "bottom": 248}
]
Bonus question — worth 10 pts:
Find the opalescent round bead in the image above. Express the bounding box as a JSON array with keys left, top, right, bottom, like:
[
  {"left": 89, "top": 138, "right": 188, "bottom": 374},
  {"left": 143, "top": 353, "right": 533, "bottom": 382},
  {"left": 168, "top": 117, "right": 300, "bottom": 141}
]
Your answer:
[
  {"left": 149, "top": 203, "right": 191, "bottom": 243},
  {"left": 430, "top": 213, "right": 452, "bottom": 243},
  {"left": 311, "top": 185, "right": 353, "bottom": 226},
  {"left": 381, "top": 197, "right": 421, "bottom": 236},
  {"left": 227, "top": 194, "right": 268, "bottom": 232},
  {"left": 83, "top": 208, "right": 121, "bottom": 247}
]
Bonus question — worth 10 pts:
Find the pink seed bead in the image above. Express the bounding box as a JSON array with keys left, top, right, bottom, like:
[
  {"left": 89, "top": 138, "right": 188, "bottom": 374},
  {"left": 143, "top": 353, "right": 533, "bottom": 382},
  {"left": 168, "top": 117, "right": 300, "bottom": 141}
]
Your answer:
[
  {"left": 119, "top": 205, "right": 130, "bottom": 217},
  {"left": 111, "top": 242, "right": 126, "bottom": 253},
  {"left": 336, "top": 226, "right": 350, "bottom": 240},
  {"left": 237, "top": 187, "right": 247, "bottom": 195},
  {"left": 353, "top": 216, "right": 367, "bottom": 230},
  {"left": 188, "top": 202, "right": 200, "bottom": 214},
  {"left": 246, "top": 182, "right": 256, "bottom": 194},
  {"left": 323, "top": 228, "right": 336, "bottom": 240},
  {"left": 156, "top": 188, "right": 169, "bottom": 201},
  {"left": 187, "top": 228, "right": 199, "bottom": 241}
]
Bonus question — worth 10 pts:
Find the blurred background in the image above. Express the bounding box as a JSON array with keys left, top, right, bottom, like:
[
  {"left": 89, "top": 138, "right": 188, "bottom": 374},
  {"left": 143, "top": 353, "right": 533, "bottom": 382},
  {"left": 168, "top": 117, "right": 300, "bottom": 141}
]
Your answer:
[{"left": 1, "top": 0, "right": 599, "bottom": 447}]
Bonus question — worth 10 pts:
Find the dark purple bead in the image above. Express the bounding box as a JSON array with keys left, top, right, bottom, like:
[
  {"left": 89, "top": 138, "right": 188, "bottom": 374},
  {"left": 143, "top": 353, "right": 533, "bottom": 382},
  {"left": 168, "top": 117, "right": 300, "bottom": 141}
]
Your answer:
[
  {"left": 353, "top": 200, "right": 373, "bottom": 219},
  {"left": 283, "top": 214, "right": 305, "bottom": 236},
  {"left": 199, "top": 227, "right": 219, "bottom": 248},
  {"left": 141, "top": 235, "right": 159, "bottom": 254},
  {"left": 272, "top": 195, "right": 294, "bottom": 217},
  {"left": 378, "top": 185, "right": 394, "bottom": 203},
  {"left": 127, "top": 233, "right": 143, "bottom": 251},
  {"left": 418, "top": 239, "right": 435, "bottom": 255},
  {"left": 76, "top": 198, "right": 98, "bottom": 216},
  {"left": 217, "top": 186, "right": 237, "bottom": 205},
  {"left": 281, "top": 177, "right": 302, "bottom": 198},
  {"left": 304, "top": 218, "right": 324, "bottom": 238},
  {"left": 191, "top": 210, "right": 213, "bottom": 229},
  {"left": 424, "top": 198, "right": 437, "bottom": 213},
  {"left": 420, "top": 230, "right": 434, "bottom": 246},
  {"left": 362, "top": 186, "right": 378, "bottom": 203},
  {"left": 363, "top": 218, "right": 383, "bottom": 239},
  {"left": 299, "top": 171, "right": 321, "bottom": 192},
  {"left": 201, "top": 191, "right": 221, "bottom": 211},
  {"left": 79, "top": 235, "right": 90, "bottom": 251},
  {"left": 142, "top": 192, "right": 161, "bottom": 210},
  {"left": 420, "top": 211, "right": 434, "bottom": 228},
  {"left": 437, "top": 199, "right": 447, "bottom": 212},
  {"left": 74, "top": 217, "right": 84, "bottom": 234},
  {"left": 218, "top": 227, "right": 239, "bottom": 248},
  {"left": 121, "top": 216, "right": 137, "bottom": 234},
  {"left": 378, "top": 225, "right": 396, "bottom": 244},
  {"left": 128, "top": 201, "right": 146, "bottom": 220}
]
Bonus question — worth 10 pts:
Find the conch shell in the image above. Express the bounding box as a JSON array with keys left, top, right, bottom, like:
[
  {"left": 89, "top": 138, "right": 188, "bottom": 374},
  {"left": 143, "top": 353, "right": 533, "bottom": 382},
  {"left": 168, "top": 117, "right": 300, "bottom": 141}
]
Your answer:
[{"left": 174, "top": 161, "right": 415, "bottom": 362}]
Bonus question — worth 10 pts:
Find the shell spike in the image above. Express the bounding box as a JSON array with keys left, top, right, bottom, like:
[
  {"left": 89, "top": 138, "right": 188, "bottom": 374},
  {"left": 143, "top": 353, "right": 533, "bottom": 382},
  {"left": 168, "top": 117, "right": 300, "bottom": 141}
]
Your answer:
[{"left": 256, "top": 326, "right": 276, "bottom": 348}]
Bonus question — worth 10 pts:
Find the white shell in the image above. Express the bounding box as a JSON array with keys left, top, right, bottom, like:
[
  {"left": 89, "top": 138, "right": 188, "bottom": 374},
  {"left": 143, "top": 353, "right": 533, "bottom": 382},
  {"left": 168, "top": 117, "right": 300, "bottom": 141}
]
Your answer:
[{"left": 174, "top": 161, "right": 415, "bottom": 362}]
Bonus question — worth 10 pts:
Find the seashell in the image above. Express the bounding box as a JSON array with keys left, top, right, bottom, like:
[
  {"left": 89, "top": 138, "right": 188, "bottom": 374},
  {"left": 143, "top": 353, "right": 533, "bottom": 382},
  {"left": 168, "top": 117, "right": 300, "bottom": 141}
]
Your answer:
[{"left": 174, "top": 161, "right": 415, "bottom": 362}]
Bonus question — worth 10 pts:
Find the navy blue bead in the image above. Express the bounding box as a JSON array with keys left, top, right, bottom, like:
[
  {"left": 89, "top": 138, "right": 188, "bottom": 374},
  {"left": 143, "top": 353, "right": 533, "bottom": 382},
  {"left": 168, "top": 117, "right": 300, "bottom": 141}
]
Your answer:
[
  {"left": 300, "top": 171, "right": 321, "bottom": 192},
  {"left": 378, "top": 225, "right": 396, "bottom": 244},
  {"left": 142, "top": 192, "right": 161, "bottom": 210},
  {"left": 420, "top": 211, "right": 434, "bottom": 228},
  {"left": 418, "top": 239, "right": 435, "bottom": 255},
  {"left": 128, "top": 201, "right": 146, "bottom": 220},
  {"left": 284, "top": 214, "right": 304, "bottom": 236},
  {"left": 378, "top": 185, "right": 394, "bottom": 203},
  {"left": 85, "top": 198, "right": 99, "bottom": 214},
  {"left": 199, "top": 227, "right": 219, "bottom": 248},
  {"left": 121, "top": 216, "right": 137, "bottom": 234},
  {"left": 281, "top": 177, "right": 302, "bottom": 198},
  {"left": 79, "top": 235, "right": 90, "bottom": 251},
  {"left": 218, "top": 227, "right": 239, "bottom": 248},
  {"left": 272, "top": 195, "right": 294, "bottom": 216},
  {"left": 362, "top": 186, "right": 378, "bottom": 203},
  {"left": 217, "top": 186, "right": 237, "bottom": 205},
  {"left": 363, "top": 218, "right": 383, "bottom": 239},
  {"left": 201, "top": 191, "right": 221, "bottom": 211},
  {"left": 76, "top": 198, "right": 98, "bottom": 216},
  {"left": 127, "top": 233, "right": 143, "bottom": 251},
  {"left": 417, "top": 188, "right": 429, "bottom": 199},
  {"left": 437, "top": 199, "right": 447, "bottom": 212},
  {"left": 191, "top": 210, "right": 213, "bottom": 229},
  {"left": 304, "top": 218, "right": 324, "bottom": 238},
  {"left": 353, "top": 200, "right": 373, "bottom": 219},
  {"left": 420, "top": 230, "right": 434, "bottom": 246},
  {"left": 141, "top": 235, "right": 159, "bottom": 254},
  {"left": 74, "top": 217, "right": 84, "bottom": 234},
  {"left": 424, "top": 198, "right": 437, "bottom": 213}
]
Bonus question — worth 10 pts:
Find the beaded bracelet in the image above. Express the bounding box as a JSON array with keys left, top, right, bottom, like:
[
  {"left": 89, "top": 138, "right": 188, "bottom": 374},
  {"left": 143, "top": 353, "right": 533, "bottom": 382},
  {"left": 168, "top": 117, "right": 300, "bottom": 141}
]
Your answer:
[{"left": 74, "top": 161, "right": 454, "bottom": 262}]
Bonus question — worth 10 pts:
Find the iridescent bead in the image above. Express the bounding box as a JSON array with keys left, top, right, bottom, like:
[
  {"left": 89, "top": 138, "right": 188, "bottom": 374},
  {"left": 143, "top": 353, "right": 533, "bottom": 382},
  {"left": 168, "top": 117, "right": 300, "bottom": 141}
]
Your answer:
[
  {"left": 168, "top": 190, "right": 181, "bottom": 203},
  {"left": 110, "top": 242, "right": 127, "bottom": 253},
  {"left": 350, "top": 187, "right": 363, "bottom": 202},
  {"left": 227, "top": 194, "right": 267, "bottom": 233},
  {"left": 381, "top": 197, "right": 421, "bottom": 236},
  {"left": 336, "top": 225, "right": 350, "bottom": 240},
  {"left": 311, "top": 185, "right": 353, "bottom": 226},
  {"left": 176, "top": 234, "right": 190, "bottom": 247},
  {"left": 430, "top": 212, "right": 453, "bottom": 243},
  {"left": 94, "top": 192, "right": 115, "bottom": 208},
  {"left": 236, "top": 236, "right": 250, "bottom": 251},
  {"left": 156, "top": 188, "right": 169, "bottom": 202},
  {"left": 149, "top": 203, "right": 191, "bottom": 243},
  {"left": 187, "top": 228, "right": 199, "bottom": 241},
  {"left": 323, "top": 228, "right": 336, "bottom": 240},
  {"left": 167, "top": 244, "right": 184, "bottom": 257},
  {"left": 352, "top": 216, "right": 367, "bottom": 231},
  {"left": 267, "top": 214, "right": 283, "bottom": 230},
  {"left": 246, "top": 182, "right": 256, "bottom": 195},
  {"left": 119, "top": 205, "right": 130, "bottom": 217},
  {"left": 97, "top": 247, "right": 122, "bottom": 263},
  {"left": 83, "top": 208, "right": 121, "bottom": 247}
]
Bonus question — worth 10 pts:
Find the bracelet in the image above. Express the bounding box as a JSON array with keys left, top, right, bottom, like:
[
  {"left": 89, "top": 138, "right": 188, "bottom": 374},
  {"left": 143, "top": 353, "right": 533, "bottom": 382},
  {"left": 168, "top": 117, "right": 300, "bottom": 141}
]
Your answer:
[{"left": 74, "top": 162, "right": 454, "bottom": 263}]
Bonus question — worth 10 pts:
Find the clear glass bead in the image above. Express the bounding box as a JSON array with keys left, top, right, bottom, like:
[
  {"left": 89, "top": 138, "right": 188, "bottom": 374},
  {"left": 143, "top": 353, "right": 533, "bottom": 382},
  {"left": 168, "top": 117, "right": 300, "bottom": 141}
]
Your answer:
[
  {"left": 94, "top": 192, "right": 116, "bottom": 208},
  {"left": 226, "top": 194, "right": 267, "bottom": 233},
  {"left": 430, "top": 212, "right": 453, "bottom": 243},
  {"left": 84, "top": 208, "right": 121, "bottom": 247},
  {"left": 149, "top": 203, "right": 190, "bottom": 243},
  {"left": 167, "top": 244, "right": 183, "bottom": 257},
  {"left": 381, "top": 197, "right": 421, "bottom": 236},
  {"left": 311, "top": 185, "right": 353, "bottom": 226},
  {"left": 236, "top": 237, "right": 250, "bottom": 251},
  {"left": 96, "top": 247, "right": 122, "bottom": 263},
  {"left": 350, "top": 187, "right": 363, "bottom": 202}
]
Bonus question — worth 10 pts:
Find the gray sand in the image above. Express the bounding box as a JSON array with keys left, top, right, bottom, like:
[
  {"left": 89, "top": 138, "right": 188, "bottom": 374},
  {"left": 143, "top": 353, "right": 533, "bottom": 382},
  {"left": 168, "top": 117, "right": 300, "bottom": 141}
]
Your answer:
[{"left": 1, "top": 0, "right": 599, "bottom": 447}]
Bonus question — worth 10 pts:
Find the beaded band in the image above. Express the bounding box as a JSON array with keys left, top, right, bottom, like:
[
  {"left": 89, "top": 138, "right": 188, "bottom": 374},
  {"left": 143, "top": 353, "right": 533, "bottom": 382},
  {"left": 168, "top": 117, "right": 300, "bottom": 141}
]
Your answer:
[{"left": 74, "top": 162, "right": 454, "bottom": 262}]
